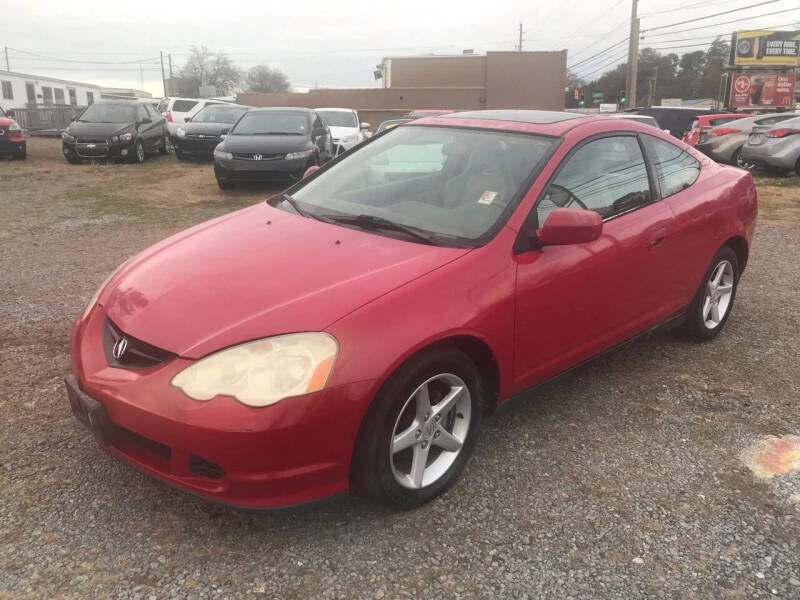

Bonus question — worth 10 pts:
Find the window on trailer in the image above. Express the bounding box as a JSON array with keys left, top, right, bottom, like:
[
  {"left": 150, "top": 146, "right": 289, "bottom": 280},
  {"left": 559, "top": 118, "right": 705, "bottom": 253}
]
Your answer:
[
  {"left": 42, "top": 87, "right": 53, "bottom": 105},
  {"left": 54, "top": 88, "right": 65, "bottom": 104},
  {"left": 86, "top": 92, "right": 94, "bottom": 105},
  {"left": 68, "top": 88, "right": 77, "bottom": 105},
  {"left": 1, "top": 81, "right": 12, "bottom": 100}
]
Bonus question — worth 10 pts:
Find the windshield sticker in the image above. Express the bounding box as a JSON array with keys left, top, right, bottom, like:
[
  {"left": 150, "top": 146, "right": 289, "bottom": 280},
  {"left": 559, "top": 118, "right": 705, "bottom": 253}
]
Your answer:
[{"left": 478, "top": 191, "right": 498, "bottom": 205}]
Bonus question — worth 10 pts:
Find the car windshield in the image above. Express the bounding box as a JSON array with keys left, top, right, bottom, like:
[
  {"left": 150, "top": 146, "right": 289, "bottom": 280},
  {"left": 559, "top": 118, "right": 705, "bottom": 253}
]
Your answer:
[
  {"left": 317, "top": 110, "right": 357, "bottom": 128},
  {"left": 287, "top": 125, "right": 555, "bottom": 247},
  {"left": 78, "top": 103, "right": 135, "bottom": 123},
  {"left": 231, "top": 111, "right": 308, "bottom": 135},
  {"left": 192, "top": 105, "right": 248, "bottom": 124}
]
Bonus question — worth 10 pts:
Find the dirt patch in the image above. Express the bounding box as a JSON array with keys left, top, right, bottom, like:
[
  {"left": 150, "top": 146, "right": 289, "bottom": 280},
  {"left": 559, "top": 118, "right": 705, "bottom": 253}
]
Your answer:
[{"left": 756, "top": 182, "right": 800, "bottom": 226}]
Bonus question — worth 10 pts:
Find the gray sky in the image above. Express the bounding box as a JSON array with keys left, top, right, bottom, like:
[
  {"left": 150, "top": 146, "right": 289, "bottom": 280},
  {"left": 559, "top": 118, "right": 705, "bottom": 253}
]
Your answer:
[{"left": 3, "top": 0, "right": 798, "bottom": 95}]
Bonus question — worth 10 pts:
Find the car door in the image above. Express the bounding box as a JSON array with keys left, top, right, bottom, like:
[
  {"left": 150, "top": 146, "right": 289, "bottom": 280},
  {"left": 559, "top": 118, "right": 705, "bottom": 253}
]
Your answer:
[
  {"left": 135, "top": 104, "right": 154, "bottom": 150},
  {"left": 513, "top": 133, "right": 678, "bottom": 388},
  {"left": 145, "top": 104, "right": 164, "bottom": 146}
]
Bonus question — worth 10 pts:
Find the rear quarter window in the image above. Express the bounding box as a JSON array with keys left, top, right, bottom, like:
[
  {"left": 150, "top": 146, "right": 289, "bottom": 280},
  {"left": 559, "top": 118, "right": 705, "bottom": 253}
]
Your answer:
[
  {"left": 643, "top": 135, "right": 700, "bottom": 198},
  {"left": 156, "top": 99, "right": 169, "bottom": 112},
  {"left": 172, "top": 100, "right": 199, "bottom": 113}
]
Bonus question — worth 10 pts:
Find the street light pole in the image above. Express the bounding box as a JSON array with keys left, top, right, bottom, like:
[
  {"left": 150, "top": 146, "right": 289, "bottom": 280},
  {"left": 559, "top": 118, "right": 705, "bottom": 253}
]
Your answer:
[{"left": 625, "top": 0, "right": 639, "bottom": 109}]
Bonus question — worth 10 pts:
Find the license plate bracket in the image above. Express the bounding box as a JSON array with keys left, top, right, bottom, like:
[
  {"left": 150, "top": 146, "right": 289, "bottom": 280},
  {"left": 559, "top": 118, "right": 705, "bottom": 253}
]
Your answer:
[{"left": 64, "top": 375, "right": 117, "bottom": 446}]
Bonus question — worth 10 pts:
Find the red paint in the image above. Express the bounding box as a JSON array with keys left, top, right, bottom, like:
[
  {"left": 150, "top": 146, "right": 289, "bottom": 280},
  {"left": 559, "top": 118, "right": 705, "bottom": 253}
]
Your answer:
[
  {"left": 536, "top": 208, "right": 603, "bottom": 246},
  {"left": 729, "top": 73, "right": 796, "bottom": 109},
  {"left": 69, "top": 114, "right": 757, "bottom": 507},
  {"left": 682, "top": 114, "right": 741, "bottom": 147}
]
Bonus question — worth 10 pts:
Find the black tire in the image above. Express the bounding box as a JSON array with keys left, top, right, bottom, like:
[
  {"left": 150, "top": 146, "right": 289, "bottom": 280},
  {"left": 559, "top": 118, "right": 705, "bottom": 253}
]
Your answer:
[
  {"left": 160, "top": 133, "right": 172, "bottom": 155},
  {"left": 131, "top": 140, "right": 145, "bottom": 164},
  {"left": 679, "top": 246, "right": 739, "bottom": 342},
  {"left": 731, "top": 147, "right": 751, "bottom": 170},
  {"left": 794, "top": 156, "right": 800, "bottom": 178},
  {"left": 175, "top": 149, "right": 188, "bottom": 161},
  {"left": 14, "top": 151, "right": 27, "bottom": 160},
  {"left": 216, "top": 177, "right": 233, "bottom": 190},
  {"left": 350, "top": 347, "right": 485, "bottom": 508},
  {"left": 765, "top": 166, "right": 788, "bottom": 177}
]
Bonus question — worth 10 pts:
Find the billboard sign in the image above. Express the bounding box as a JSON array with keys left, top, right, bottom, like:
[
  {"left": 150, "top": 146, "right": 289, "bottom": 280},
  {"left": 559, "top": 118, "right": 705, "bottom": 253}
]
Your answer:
[
  {"left": 729, "top": 72, "right": 796, "bottom": 108},
  {"left": 733, "top": 30, "right": 800, "bottom": 66}
]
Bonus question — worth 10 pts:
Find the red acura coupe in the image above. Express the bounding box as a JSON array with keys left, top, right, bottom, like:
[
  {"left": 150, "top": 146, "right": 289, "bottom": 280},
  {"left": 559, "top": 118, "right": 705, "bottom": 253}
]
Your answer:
[{"left": 67, "top": 110, "right": 757, "bottom": 509}]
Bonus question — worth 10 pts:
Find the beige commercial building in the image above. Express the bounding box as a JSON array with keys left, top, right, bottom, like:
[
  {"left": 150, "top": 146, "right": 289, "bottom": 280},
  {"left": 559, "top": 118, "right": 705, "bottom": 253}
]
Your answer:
[{"left": 238, "top": 51, "right": 567, "bottom": 130}]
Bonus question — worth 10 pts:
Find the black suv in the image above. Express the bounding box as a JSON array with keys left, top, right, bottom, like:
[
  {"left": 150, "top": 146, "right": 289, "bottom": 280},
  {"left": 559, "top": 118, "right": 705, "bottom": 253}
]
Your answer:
[{"left": 62, "top": 100, "right": 170, "bottom": 164}]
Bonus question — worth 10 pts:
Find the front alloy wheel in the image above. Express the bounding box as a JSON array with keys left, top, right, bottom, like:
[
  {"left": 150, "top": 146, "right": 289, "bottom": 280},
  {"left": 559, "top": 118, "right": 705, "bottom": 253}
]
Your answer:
[
  {"left": 134, "top": 140, "right": 145, "bottom": 163},
  {"left": 351, "top": 347, "right": 484, "bottom": 508},
  {"left": 390, "top": 373, "right": 472, "bottom": 490}
]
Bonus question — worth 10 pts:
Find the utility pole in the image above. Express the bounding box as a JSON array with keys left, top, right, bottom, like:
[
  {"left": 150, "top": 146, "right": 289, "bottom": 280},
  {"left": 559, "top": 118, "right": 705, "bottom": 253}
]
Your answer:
[
  {"left": 160, "top": 51, "right": 167, "bottom": 97},
  {"left": 517, "top": 23, "right": 525, "bottom": 51},
  {"left": 167, "top": 53, "right": 174, "bottom": 95},
  {"left": 649, "top": 64, "right": 658, "bottom": 107},
  {"left": 4, "top": 47, "right": 9, "bottom": 72},
  {"left": 624, "top": 0, "right": 639, "bottom": 109}
]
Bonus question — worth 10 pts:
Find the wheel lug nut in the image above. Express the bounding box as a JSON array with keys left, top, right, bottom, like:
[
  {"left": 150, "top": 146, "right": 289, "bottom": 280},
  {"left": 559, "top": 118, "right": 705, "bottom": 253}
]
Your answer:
[
  {"left": 415, "top": 430, "right": 422, "bottom": 438},
  {"left": 434, "top": 430, "right": 440, "bottom": 438},
  {"left": 421, "top": 441, "right": 428, "bottom": 449}
]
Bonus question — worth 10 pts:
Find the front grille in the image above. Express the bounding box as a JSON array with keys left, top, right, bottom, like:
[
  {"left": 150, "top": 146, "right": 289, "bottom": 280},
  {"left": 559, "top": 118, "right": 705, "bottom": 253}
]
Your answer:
[
  {"left": 186, "top": 133, "right": 220, "bottom": 140},
  {"left": 189, "top": 455, "right": 225, "bottom": 479},
  {"left": 102, "top": 318, "right": 174, "bottom": 369},
  {"left": 77, "top": 137, "right": 108, "bottom": 144},
  {"left": 232, "top": 152, "right": 284, "bottom": 161},
  {"left": 76, "top": 144, "right": 109, "bottom": 158},
  {"left": 117, "top": 426, "right": 171, "bottom": 460}
]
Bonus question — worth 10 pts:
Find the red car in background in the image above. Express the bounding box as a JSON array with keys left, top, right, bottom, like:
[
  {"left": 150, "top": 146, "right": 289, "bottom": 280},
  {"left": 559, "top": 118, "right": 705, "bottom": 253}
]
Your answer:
[
  {"left": 683, "top": 113, "right": 742, "bottom": 147},
  {"left": 0, "top": 106, "right": 26, "bottom": 160},
  {"left": 67, "top": 110, "right": 757, "bottom": 509}
]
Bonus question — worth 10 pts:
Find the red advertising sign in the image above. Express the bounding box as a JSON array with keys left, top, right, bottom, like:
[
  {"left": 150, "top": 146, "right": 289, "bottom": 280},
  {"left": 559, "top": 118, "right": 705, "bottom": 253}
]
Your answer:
[{"left": 729, "top": 72, "right": 796, "bottom": 108}]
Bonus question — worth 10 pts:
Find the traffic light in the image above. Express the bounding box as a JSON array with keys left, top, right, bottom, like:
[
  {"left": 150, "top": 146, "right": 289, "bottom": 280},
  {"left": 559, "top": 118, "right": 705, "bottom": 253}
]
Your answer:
[
  {"left": 618, "top": 89, "right": 626, "bottom": 105},
  {"left": 579, "top": 93, "right": 586, "bottom": 107}
]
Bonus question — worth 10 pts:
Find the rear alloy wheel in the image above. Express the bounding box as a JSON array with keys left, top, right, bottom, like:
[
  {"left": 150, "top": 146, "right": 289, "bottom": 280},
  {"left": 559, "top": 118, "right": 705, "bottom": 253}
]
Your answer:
[
  {"left": 134, "top": 140, "right": 145, "bottom": 164},
  {"left": 680, "top": 246, "right": 739, "bottom": 342},
  {"left": 351, "top": 348, "right": 484, "bottom": 508}
]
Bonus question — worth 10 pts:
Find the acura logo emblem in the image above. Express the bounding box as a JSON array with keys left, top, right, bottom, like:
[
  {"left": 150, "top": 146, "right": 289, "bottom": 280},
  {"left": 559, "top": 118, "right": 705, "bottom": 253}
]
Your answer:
[
  {"left": 112, "top": 337, "right": 129, "bottom": 360},
  {"left": 253, "top": 154, "right": 263, "bottom": 161}
]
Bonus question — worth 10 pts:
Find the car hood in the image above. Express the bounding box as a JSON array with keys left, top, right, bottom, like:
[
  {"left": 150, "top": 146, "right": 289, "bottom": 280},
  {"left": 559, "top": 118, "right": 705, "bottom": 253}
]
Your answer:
[
  {"left": 329, "top": 126, "right": 358, "bottom": 140},
  {"left": 222, "top": 134, "right": 310, "bottom": 154},
  {"left": 100, "top": 203, "right": 468, "bottom": 358},
  {"left": 184, "top": 122, "right": 231, "bottom": 136},
  {"left": 68, "top": 121, "right": 133, "bottom": 138}
]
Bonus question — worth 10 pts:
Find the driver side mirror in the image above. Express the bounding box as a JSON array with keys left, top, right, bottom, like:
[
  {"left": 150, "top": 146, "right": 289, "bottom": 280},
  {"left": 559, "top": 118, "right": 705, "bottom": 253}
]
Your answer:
[
  {"left": 184, "top": 117, "right": 191, "bottom": 123},
  {"left": 360, "top": 122, "right": 371, "bottom": 130},
  {"left": 536, "top": 208, "right": 603, "bottom": 246}
]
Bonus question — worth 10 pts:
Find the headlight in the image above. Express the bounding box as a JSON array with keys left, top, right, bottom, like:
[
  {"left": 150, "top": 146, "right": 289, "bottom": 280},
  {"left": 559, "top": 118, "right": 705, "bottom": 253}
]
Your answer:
[
  {"left": 9, "top": 121, "right": 22, "bottom": 132},
  {"left": 176, "top": 128, "right": 186, "bottom": 138},
  {"left": 118, "top": 132, "right": 133, "bottom": 142},
  {"left": 285, "top": 149, "right": 313, "bottom": 160},
  {"left": 82, "top": 259, "right": 130, "bottom": 320},
  {"left": 213, "top": 147, "right": 233, "bottom": 160},
  {"left": 171, "top": 333, "right": 338, "bottom": 407},
  {"left": 341, "top": 134, "right": 359, "bottom": 144},
  {"left": 62, "top": 131, "right": 75, "bottom": 142}
]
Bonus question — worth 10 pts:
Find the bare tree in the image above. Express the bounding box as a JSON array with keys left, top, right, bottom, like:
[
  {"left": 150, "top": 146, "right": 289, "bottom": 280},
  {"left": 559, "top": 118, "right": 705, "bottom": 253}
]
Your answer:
[
  {"left": 244, "top": 64, "right": 291, "bottom": 93},
  {"left": 180, "top": 45, "right": 241, "bottom": 95}
]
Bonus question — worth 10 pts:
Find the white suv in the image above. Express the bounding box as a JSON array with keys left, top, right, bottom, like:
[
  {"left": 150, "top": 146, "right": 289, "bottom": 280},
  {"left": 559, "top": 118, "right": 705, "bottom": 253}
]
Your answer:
[
  {"left": 315, "top": 108, "right": 370, "bottom": 156},
  {"left": 157, "top": 97, "right": 226, "bottom": 140}
]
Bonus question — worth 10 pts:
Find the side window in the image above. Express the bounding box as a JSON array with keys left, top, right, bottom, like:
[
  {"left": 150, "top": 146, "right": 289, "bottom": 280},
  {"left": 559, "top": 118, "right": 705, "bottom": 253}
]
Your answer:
[
  {"left": 689, "top": 119, "right": 699, "bottom": 131},
  {"left": 86, "top": 91, "right": 94, "bottom": 105},
  {"left": 642, "top": 135, "right": 700, "bottom": 198},
  {"left": 537, "top": 136, "right": 651, "bottom": 224},
  {"left": 145, "top": 104, "right": 158, "bottom": 118},
  {"left": 314, "top": 114, "right": 324, "bottom": 131},
  {"left": 135, "top": 105, "right": 148, "bottom": 122}
]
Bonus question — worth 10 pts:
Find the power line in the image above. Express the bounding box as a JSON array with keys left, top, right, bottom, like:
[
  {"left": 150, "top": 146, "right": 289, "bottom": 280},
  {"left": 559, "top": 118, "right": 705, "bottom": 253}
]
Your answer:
[
  {"left": 640, "top": 0, "right": 754, "bottom": 18},
  {"left": 641, "top": 0, "right": 780, "bottom": 32},
  {"left": 641, "top": 21, "right": 800, "bottom": 44},
  {"left": 562, "top": 0, "right": 626, "bottom": 47},
  {"left": 569, "top": 19, "right": 631, "bottom": 62},
  {"left": 568, "top": 38, "right": 629, "bottom": 69},
  {"left": 576, "top": 49, "right": 630, "bottom": 79},
  {"left": 7, "top": 47, "right": 159, "bottom": 65},
  {"left": 643, "top": 10, "right": 800, "bottom": 37}
]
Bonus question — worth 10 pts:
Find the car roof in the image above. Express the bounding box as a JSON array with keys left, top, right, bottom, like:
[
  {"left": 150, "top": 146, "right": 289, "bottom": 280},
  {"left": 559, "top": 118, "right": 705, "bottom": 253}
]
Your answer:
[
  {"left": 249, "top": 106, "right": 313, "bottom": 113},
  {"left": 315, "top": 107, "right": 355, "bottom": 112},
  {"left": 412, "top": 110, "right": 593, "bottom": 136},
  {"left": 92, "top": 99, "right": 149, "bottom": 105}
]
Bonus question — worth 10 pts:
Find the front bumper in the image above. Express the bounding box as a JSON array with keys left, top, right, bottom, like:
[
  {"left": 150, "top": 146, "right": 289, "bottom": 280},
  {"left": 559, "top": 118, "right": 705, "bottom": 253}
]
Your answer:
[
  {"left": 68, "top": 307, "right": 375, "bottom": 508},
  {"left": 175, "top": 136, "right": 220, "bottom": 158},
  {"left": 214, "top": 155, "right": 310, "bottom": 182},
  {"left": 0, "top": 137, "right": 25, "bottom": 156},
  {"left": 63, "top": 139, "right": 135, "bottom": 161},
  {"left": 741, "top": 137, "right": 800, "bottom": 170}
]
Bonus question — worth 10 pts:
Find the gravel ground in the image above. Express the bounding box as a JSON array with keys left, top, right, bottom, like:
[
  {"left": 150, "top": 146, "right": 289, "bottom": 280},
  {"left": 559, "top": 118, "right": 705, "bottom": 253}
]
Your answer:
[{"left": 1, "top": 138, "right": 800, "bottom": 599}]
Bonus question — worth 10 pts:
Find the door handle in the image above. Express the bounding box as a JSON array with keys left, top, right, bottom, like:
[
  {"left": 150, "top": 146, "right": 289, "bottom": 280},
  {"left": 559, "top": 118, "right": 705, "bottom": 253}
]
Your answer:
[{"left": 649, "top": 227, "right": 667, "bottom": 247}]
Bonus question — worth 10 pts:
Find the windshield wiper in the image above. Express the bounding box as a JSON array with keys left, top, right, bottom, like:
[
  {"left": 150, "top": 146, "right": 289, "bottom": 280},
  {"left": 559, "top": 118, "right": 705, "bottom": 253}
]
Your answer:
[
  {"left": 274, "top": 193, "right": 315, "bottom": 218},
  {"left": 315, "top": 213, "right": 436, "bottom": 244}
]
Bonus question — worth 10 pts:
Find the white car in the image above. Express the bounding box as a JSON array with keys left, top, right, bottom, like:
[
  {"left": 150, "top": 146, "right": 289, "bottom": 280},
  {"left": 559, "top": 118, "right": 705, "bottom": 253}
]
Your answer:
[
  {"left": 157, "top": 97, "right": 227, "bottom": 140},
  {"left": 315, "top": 108, "right": 371, "bottom": 156}
]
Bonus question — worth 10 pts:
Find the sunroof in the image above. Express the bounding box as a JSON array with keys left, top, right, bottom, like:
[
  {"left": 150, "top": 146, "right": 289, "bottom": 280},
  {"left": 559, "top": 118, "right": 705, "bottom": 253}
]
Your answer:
[{"left": 440, "top": 110, "right": 586, "bottom": 124}]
